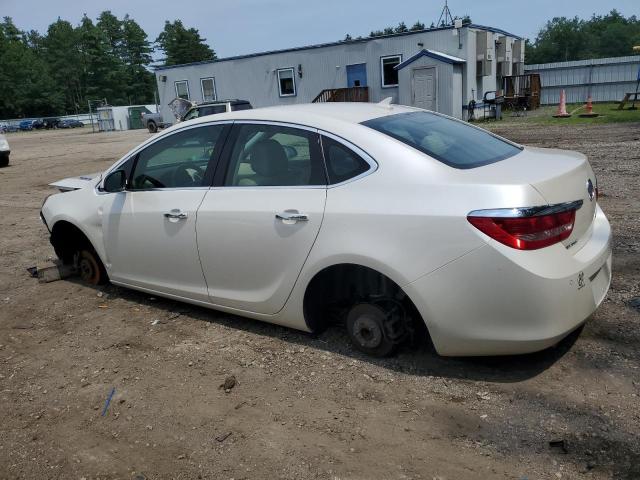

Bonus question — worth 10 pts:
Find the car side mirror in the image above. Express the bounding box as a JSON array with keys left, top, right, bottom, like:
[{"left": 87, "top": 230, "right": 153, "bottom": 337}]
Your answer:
[{"left": 103, "top": 170, "right": 127, "bottom": 193}]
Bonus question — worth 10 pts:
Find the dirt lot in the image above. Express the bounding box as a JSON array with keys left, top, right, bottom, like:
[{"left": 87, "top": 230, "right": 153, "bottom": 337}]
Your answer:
[{"left": 0, "top": 123, "right": 639, "bottom": 480}]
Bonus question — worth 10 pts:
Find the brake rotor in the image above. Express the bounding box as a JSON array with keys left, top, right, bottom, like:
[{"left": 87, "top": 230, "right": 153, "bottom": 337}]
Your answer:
[
  {"left": 348, "top": 304, "right": 386, "bottom": 349},
  {"left": 78, "top": 250, "right": 100, "bottom": 284}
]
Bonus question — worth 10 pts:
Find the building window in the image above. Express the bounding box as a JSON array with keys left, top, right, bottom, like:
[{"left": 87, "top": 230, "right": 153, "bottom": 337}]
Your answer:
[
  {"left": 200, "top": 77, "right": 216, "bottom": 102},
  {"left": 277, "top": 68, "right": 296, "bottom": 97},
  {"left": 380, "top": 55, "right": 401, "bottom": 88},
  {"left": 175, "top": 80, "right": 190, "bottom": 100}
]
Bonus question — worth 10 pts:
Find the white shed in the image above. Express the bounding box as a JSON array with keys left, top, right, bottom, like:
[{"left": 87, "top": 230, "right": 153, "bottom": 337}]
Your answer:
[{"left": 97, "top": 105, "right": 158, "bottom": 131}]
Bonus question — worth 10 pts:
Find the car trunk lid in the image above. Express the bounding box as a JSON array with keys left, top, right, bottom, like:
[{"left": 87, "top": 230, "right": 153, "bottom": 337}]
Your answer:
[{"left": 467, "top": 146, "right": 597, "bottom": 249}]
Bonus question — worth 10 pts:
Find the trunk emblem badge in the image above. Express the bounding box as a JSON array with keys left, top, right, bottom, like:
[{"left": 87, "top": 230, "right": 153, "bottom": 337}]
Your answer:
[{"left": 586, "top": 179, "right": 595, "bottom": 201}]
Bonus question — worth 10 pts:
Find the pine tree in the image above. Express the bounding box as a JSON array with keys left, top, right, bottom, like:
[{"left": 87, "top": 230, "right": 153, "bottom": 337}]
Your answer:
[
  {"left": 77, "top": 15, "right": 124, "bottom": 104},
  {"left": 395, "top": 22, "right": 408, "bottom": 33},
  {"left": 155, "top": 20, "right": 215, "bottom": 66},
  {"left": 42, "top": 18, "right": 84, "bottom": 111},
  {"left": 96, "top": 11, "right": 124, "bottom": 57},
  {"left": 121, "top": 15, "right": 154, "bottom": 104}
]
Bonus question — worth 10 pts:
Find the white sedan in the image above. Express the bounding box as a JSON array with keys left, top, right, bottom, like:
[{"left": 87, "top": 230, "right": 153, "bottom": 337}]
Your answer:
[
  {"left": 0, "top": 133, "right": 10, "bottom": 167},
  {"left": 41, "top": 103, "right": 612, "bottom": 357}
]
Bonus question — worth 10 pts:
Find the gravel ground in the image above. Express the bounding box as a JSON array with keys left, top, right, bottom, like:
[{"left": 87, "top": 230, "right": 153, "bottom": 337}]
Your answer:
[{"left": 0, "top": 123, "right": 638, "bottom": 480}]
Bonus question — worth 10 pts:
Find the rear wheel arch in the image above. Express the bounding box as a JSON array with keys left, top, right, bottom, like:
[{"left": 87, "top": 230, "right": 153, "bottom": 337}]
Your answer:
[{"left": 302, "top": 262, "right": 427, "bottom": 338}]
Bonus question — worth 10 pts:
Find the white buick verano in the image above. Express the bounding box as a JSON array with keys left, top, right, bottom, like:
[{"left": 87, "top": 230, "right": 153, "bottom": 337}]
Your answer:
[{"left": 41, "top": 103, "right": 612, "bottom": 357}]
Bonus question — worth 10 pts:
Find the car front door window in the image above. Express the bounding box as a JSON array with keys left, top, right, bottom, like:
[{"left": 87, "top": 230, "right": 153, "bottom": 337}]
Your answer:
[{"left": 130, "top": 126, "right": 224, "bottom": 190}]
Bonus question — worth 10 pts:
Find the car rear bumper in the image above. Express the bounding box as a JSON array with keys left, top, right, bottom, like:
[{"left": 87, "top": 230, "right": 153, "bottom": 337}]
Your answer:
[{"left": 404, "top": 204, "right": 612, "bottom": 356}]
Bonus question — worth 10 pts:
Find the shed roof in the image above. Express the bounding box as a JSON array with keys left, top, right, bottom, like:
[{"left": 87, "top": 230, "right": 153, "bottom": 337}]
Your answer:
[
  {"left": 154, "top": 24, "right": 520, "bottom": 71},
  {"left": 395, "top": 49, "right": 465, "bottom": 70}
]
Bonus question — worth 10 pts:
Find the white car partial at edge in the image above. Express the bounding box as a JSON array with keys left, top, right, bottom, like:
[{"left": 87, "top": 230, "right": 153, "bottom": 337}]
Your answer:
[
  {"left": 40, "top": 102, "right": 612, "bottom": 357},
  {"left": 0, "top": 134, "right": 10, "bottom": 168}
]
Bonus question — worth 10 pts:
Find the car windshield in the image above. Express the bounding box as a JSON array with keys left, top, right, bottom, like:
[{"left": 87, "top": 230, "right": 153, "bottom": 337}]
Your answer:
[{"left": 361, "top": 111, "right": 522, "bottom": 169}]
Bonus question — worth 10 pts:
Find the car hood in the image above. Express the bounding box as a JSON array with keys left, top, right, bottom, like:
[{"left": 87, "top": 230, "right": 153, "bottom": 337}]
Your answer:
[
  {"left": 169, "top": 97, "right": 195, "bottom": 120},
  {"left": 49, "top": 172, "right": 102, "bottom": 192}
]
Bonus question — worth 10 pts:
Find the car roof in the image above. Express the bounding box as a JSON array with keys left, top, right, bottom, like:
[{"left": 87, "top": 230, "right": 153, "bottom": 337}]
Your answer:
[
  {"left": 197, "top": 99, "right": 250, "bottom": 106},
  {"left": 177, "top": 102, "right": 418, "bottom": 133}
]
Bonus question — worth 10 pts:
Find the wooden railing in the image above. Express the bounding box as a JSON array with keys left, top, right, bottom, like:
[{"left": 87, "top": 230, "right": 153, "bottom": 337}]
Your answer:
[{"left": 312, "top": 87, "right": 369, "bottom": 103}]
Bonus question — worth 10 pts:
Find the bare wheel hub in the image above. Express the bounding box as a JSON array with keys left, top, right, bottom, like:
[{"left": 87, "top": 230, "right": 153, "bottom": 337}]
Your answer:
[
  {"left": 79, "top": 258, "right": 95, "bottom": 282},
  {"left": 351, "top": 308, "right": 384, "bottom": 349},
  {"left": 78, "top": 250, "right": 100, "bottom": 284}
]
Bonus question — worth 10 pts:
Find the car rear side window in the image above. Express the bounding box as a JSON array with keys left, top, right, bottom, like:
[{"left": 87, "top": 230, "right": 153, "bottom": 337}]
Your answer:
[
  {"left": 321, "top": 136, "right": 370, "bottom": 184},
  {"left": 361, "top": 111, "right": 522, "bottom": 169}
]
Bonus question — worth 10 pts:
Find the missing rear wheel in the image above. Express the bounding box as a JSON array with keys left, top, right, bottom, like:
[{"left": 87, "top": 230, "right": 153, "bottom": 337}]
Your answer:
[{"left": 346, "top": 302, "right": 406, "bottom": 357}]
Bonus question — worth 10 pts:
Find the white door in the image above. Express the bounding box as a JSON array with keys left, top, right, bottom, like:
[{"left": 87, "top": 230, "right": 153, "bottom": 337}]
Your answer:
[
  {"left": 412, "top": 67, "right": 436, "bottom": 111},
  {"left": 102, "top": 124, "right": 229, "bottom": 301},
  {"left": 197, "top": 123, "right": 327, "bottom": 314}
]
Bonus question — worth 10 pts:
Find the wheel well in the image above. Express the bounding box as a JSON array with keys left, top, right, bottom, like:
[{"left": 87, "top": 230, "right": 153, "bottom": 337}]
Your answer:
[
  {"left": 50, "top": 221, "right": 94, "bottom": 265},
  {"left": 303, "top": 263, "right": 424, "bottom": 335}
]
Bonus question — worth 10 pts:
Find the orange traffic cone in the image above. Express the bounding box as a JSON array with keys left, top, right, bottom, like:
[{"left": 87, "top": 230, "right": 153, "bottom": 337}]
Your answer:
[
  {"left": 579, "top": 95, "right": 599, "bottom": 117},
  {"left": 553, "top": 89, "right": 571, "bottom": 118}
]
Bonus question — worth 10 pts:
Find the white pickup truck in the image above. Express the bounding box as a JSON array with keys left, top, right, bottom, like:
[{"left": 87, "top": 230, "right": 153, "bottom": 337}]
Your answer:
[{"left": 141, "top": 98, "right": 252, "bottom": 133}]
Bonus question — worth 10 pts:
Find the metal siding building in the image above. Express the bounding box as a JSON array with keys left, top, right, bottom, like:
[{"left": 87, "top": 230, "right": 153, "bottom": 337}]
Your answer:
[
  {"left": 155, "top": 24, "right": 522, "bottom": 121},
  {"left": 525, "top": 55, "right": 640, "bottom": 105}
]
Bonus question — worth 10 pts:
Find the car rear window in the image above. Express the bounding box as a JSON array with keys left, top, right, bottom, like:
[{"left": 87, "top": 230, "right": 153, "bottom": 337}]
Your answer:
[
  {"left": 199, "top": 105, "right": 227, "bottom": 116},
  {"left": 361, "top": 111, "right": 522, "bottom": 169},
  {"left": 231, "top": 102, "right": 252, "bottom": 111}
]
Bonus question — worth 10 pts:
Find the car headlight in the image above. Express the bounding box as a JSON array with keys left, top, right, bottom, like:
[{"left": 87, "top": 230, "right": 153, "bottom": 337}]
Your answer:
[{"left": 41, "top": 193, "right": 54, "bottom": 209}]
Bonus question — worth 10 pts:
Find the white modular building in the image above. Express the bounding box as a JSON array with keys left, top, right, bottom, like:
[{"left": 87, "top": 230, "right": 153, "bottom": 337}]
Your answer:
[{"left": 154, "top": 24, "right": 524, "bottom": 120}]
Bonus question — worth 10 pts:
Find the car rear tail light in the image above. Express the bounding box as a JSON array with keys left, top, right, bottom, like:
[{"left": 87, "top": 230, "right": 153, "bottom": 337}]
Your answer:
[{"left": 467, "top": 201, "right": 583, "bottom": 250}]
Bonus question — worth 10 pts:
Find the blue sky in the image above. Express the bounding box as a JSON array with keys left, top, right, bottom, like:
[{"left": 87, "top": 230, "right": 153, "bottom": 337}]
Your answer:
[{"left": 2, "top": 0, "right": 638, "bottom": 58}]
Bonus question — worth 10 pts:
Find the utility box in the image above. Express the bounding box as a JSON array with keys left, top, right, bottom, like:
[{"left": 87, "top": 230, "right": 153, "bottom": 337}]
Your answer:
[
  {"left": 497, "top": 36, "right": 513, "bottom": 77},
  {"left": 512, "top": 39, "right": 525, "bottom": 75},
  {"left": 476, "top": 30, "right": 494, "bottom": 77}
]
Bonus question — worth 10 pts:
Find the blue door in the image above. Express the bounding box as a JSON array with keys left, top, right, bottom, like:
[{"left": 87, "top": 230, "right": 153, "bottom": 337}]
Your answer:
[{"left": 347, "top": 63, "right": 367, "bottom": 87}]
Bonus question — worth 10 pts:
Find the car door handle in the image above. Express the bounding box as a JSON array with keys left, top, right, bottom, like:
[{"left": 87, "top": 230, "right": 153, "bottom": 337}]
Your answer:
[
  {"left": 164, "top": 210, "right": 188, "bottom": 220},
  {"left": 275, "top": 211, "right": 308, "bottom": 222}
]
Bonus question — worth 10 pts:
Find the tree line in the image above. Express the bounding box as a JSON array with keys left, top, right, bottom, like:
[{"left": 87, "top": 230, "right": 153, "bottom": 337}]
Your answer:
[
  {"left": 0, "top": 13, "right": 215, "bottom": 119},
  {"left": 344, "top": 16, "right": 472, "bottom": 41},
  {"left": 526, "top": 10, "right": 640, "bottom": 64}
]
